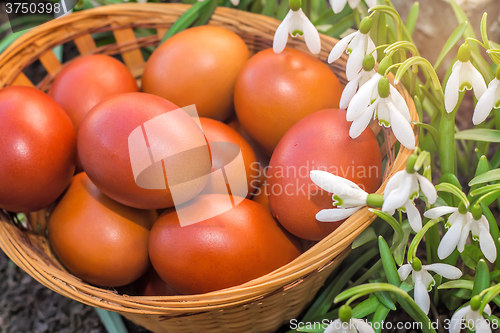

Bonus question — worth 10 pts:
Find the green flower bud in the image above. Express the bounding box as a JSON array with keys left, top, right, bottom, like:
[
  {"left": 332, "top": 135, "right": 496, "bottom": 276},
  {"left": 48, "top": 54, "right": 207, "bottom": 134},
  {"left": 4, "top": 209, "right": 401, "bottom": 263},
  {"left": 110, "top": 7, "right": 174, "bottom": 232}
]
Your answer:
[
  {"left": 406, "top": 154, "right": 418, "bottom": 174},
  {"left": 289, "top": 0, "right": 301, "bottom": 12},
  {"left": 377, "top": 57, "right": 393, "bottom": 75},
  {"left": 339, "top": 305, "right": 352, "bottom": 323},
  {"left": 470, "top": 295, "right": 481, "bottom": 311},
  {"left": 378, "top": 77, "right": 390, "bottom": 98},
  {"left": 496, "top": 65, "right": 500, "bottom": 80},
  {"left": 457, "top": 44, "right": 471, "bottom": 63},
  {"left": 362, "top": 54, "right": 375, "bottom": 71},
  {"left": 471, "top": 204, "right": 482, "bottom": 221},
  {"left": 366, "top": 193, "right": 384, "bottom": 208},
  {"left": 458, "top": 201, "right": 468, "bottom": 215},
  {"left": 359, "top": 17, "right": 373, "bottom": 34},
  {"left": 411, "top": 257, "right": 422, "bottom": 271}
]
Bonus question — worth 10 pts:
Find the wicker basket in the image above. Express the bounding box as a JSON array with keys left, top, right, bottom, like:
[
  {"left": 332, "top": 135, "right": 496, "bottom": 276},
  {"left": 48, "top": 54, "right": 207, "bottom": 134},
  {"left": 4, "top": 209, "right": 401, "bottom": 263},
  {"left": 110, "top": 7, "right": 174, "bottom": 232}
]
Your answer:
[{"left": 0, "top": 3, "right": 417, "bottom": 333}]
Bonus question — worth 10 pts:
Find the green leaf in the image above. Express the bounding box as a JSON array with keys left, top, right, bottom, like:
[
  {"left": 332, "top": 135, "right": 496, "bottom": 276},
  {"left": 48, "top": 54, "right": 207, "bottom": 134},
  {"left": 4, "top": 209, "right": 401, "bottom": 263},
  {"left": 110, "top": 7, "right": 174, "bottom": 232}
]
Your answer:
[
  {"left": 413, "top": 121, "right": 440, "bottom": 149},
  {"left": 276, "top": 0, "right": 289, "bottom": 20},
  {"left": 438, "top": 279, "right": 474, "bottom": 290},
  {"left": 460, "top": 244, "right": 485, "bottom": 270},
  {"left": 374, "top": 291, "right": 396, "bottom": 311},
  {"left": 456, "top": 129, "right": 500, "bottom": 143},
  {"left": 471, "top": 48, "right": 495, "bottom": 83},
  {"left": 94, "top": 309, "right": 128, "bottom": 333},
  {"left": 472, "top": 260, "right": 490, "bottom": 297},
  {"left": 405, "top": 2, "right": 419, "bottom": 37},
  {"left": 352, "top": 227, "right": 377, "bottom": 249},
  {"left": 470, "top": 156, "right": 490, "bottom": 193},
  {"left": 324, "top": 14, "right": 356, "bottom": 39},
  {"left": 435, "top": 183, "right": 469, "bottom": 207},
  {"left": 393, "top": 220, "right": 412, "bottom": 266},
  {"left": 480, "top": 13, "right": 489, "bottom": 49},
  {"left": 261, "top": 0, "right": 277, "bottom": 17},
  {"left": 433, "top": 21, "right": 467, "bottom": 71},
  {"left": 449, "top": 0, "right": 476, "bottom": 40},
  {"left": 352, "top": 296, "right": 380, "bottom": 318},
  {"left": 0, "top": 29, "right": 31, "bottom": 54},
  {"left": 469, "top": 169, "right": 500, "bottom": 186},
  {"left": 379, "top": 237, "right": 401, "bottom": 287},
  {"left": 193, "top": 0, "right": 218, "bottom": 26},
  {"left": 371, "top": 304, "right": 391, "bottom": 333},
  {"left": 369, "top": 210, "right": 404, "bottom": 246},
  {"left": 313, "top": 5, "right": 352, "bottom": 26}
]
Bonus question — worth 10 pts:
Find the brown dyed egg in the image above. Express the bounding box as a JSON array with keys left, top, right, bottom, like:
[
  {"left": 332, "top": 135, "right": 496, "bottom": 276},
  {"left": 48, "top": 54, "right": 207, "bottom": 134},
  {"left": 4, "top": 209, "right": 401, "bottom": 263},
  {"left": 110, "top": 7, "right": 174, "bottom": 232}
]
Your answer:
[
  {"left": 0, "top": 86, "right": 76, "bottom": 212},
  {"left": 234, "top": 48, "right": 342, "bottom": 155},
  {"left": 142, "top": 25, "right": 249, "bottom": 121},
  {"left": 149, "top": 194, "right": 302, "bottom": 294},
  {"left": 48, "top": 172, "right": 158, "bottom": 287},
  {"left": 48, "top": 54, "right": 138, "bottom": 132},
  {"left": 78, "top": 92, "right": 212, "bottom": 209},
  {"left": 198, "top": 117, "right": 259, "bottom": 197},
  {"left": 268, "top": 109, "right": 382, "bottom": 241},
  {"left": 252, "top": 181, "right": 272, "bottom": 213}
]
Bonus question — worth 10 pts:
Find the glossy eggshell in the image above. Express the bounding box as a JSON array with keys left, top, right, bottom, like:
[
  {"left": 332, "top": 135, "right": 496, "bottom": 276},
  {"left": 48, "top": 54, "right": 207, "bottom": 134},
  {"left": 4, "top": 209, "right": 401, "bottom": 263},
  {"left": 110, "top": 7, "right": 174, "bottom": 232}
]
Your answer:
[
  {"left": 252, "top": 181, "right": 272, "bottom": 213},
  {"left": 0, "top": 86, "right": 76, "bottom": 212},
  {"left": 234, "top": 48, "right": 342, "bottom": 155},
  {"left": 48, "top": 54, "right": 139, "bottom": 132},
  {"left": 198, "top": 117, "right": 259, "bottom": 197},
  {"left": 148, "top": 194, "right": 302, "bottom": 294},
  {"left": 142, "top": 25, "right": 249, "bottom": 121},
  {"left": 48, "top": 172, "right": 158, "bottom": 287},
  {"left": 78, "top": 92, "right": 212, "bottom": 209},
  {"left": 268, "top": 109, "right": 382, "bottom": 241}
]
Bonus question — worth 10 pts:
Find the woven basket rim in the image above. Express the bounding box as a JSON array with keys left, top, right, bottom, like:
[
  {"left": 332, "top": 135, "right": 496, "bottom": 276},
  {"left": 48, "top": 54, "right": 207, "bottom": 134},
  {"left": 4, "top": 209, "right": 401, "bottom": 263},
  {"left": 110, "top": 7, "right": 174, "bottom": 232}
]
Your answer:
[{"left": 0, "top": 3, "right": 418, "bottom": 315}]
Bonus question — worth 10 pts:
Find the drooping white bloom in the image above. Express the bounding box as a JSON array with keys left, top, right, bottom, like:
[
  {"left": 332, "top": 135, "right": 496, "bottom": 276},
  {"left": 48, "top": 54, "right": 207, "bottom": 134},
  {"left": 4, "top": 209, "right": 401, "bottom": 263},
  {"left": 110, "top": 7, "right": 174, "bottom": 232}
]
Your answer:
[
  {"left": 347, "top": 75, "right": 415, "bottom": 150},
  {"left": 328, "top": 30, "right": 376, "bottom": 80},
  {"left": 424, "top": 206, "right": 474, "bottom": 260},
  {"left": 329, "top": 0, "right": 377, "bottom": 14},
  {"left": 461, "top": 214, "right": 497, "bottom": 263},
  {"left": 449, "top": 304, "right": 492, "bottom": 333},
  {"left": 398, "top": 261, "right": 462, "bottom": 315},
  {"left": 472, "top": 77, "right": 500, "bottom": 125},
  {"left": 340, "top": 68, "right": 376, "bottom": 109},
  {"left": 445, "top": 45, "right": 487, "bottom": 113},
  {"left": 382, "top": 169, "right": 437, "bottom": 232},
  {"left": 273, "top": 9, "right": 321, "bottom": 54},
  {"left": 310, "top": 170, "right": 368, "bottom": 222},
  {"left": 324, "top": 318, "right": 375, "bottom": 333}
]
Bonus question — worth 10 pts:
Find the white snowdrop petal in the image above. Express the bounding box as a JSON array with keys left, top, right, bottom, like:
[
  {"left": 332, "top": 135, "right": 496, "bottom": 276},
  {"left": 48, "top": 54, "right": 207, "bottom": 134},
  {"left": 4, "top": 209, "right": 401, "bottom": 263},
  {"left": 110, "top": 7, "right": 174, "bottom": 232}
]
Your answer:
[
  {"left": 398, "top": 264, "right": 412, "bottom": 281},
  {"left": 416, "top": 174, "right": 437, "bottom": 204},
  {"left": 346, "top": 35, "right": 366, "bottom": 80},
  {"left": 328, "top": 31, "right": 356, "bottom": 63},
  {"left": 383, "top": 170, "right": 405, "bottom": 199},
  {"left": 413, "top": 278, "right": 431, "bottom": 315},
  {"left": 324, "top": 319, "right": 341, "bottom": 333},
  {"left": 478, "top": 217, "right": 497, "bottom": 263},
  {"left": 405, "top": 201, "right": 422, "bottom": 233},
  {"left": 359, "top": 70, "right": 375, "bottom": 87},
  {"left": 437, "top": 215, "right": 464, "bottom": 260},
  {"left": 346, "top": 74, "right": 381, "bottom": 121},
  {"left": 473, "top": 78, "right": 499, "bottom": 125},
  {"left": 476, "top": 318, "right": 492, "bottom": 333},
  {"left": 352, "top": 319, "right": 375, "bottom": 333},
  {"left": 366, "top": 36, "right": 377, "bottom": 63},
  {"left": 230, "top": 0, "right": 239, "bottom": 5},
  {"left": 331, "top": 0, "right": 347, "bottom": 14},
  {"left": 309, "top": 170, "right": 362, "bottom": 193},
  {"left": 466, "top": 61, "right": 487, "bottom": 99},
  {"left": 340, "top": 72, "right": 363, "bottom": 109},
  {"left": 484, "top": 304, "right": 492, "bottom": 316},
  {"left": 424, "top": 206, "right": 457, "bottom": 219},
  {"left": 449, "top": 306, "right": 471, "bottom": 333},
  {"left": 316, "top": 207, "right": 361, "bottom": 222},
  {"left": 349, "top": 100, "right": 377, "bottom": 138},
  {"left": 300, "top": 10, "right": 321, "bottom": 54},
  {"left": 389, "top": 84, "right": 411, "bottom": 122},
  {"left": 365, "top": 0, "right": 377, "bottom": 8},
  {"left": 347, "top": 0, "right": 361, "bottom": 9},
  {"left": 457, "top": 221, "right": 472, "bottom": 252},
  {"left": 445, "top": 61, "right": 462, "bottom": 113},
  {"left": 387, "top": 100, "right": 416, "bottom": 149},
  {"left": 273, "top": 13, "right": 292, "bottom": 53},
  {"left": 424, "top": 263, "right": 462, "bottom": 279},
  {"left": 382, "top": 173, "right": 414, "bottom": 212}
]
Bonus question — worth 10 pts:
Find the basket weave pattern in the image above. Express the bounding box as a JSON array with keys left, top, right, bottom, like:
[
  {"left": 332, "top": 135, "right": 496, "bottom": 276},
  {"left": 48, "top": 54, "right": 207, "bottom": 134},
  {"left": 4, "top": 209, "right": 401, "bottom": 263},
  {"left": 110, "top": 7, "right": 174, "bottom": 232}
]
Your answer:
[{"left": 0, "top": 4, "right": 417, "bottom": 333}]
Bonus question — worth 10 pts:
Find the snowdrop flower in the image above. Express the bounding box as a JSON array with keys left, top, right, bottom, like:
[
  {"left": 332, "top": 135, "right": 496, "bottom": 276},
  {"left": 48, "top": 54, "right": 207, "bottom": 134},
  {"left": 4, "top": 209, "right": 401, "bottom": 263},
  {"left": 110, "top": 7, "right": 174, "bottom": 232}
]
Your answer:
[
  {"left": 424, "top": 203, "right": 474, "bottom": 260},
  {"left": 449, "top": 296, "right": 492, "bottom": 333},
  {"left": 340, "top": 54, "right": 376, "bottom": 109},
  {"left": 273, "top": 1, "right": 321, "bottom": 55},
  {"left": 330, "top": 0, "right": 377, "bottom": 14},
  {"left": 398, "top": 258, "right": 462, "bottom": 315},
  {"left": 324, "top": 305, "right": 375, "bottom": 333},
  {"left": 347, "top": 58, "right": 415, "bottom": 150},
  {"left": 445, "top": 44, "right": 487, "bottom": 113},
  {"left": 382, "top": 155, "right": 437, "bottom": 232},
  {"left": 328, "top": 17, "right": 376, "bottom": 80},
  {"left": 310, "top": 170, "right": 374, "bottom": 222},
  {"left": 472, "top": 66, "right": 500, "bottom": 125},
  {"left": 463, "top": 206, "right": 497, "bottom": 263}
]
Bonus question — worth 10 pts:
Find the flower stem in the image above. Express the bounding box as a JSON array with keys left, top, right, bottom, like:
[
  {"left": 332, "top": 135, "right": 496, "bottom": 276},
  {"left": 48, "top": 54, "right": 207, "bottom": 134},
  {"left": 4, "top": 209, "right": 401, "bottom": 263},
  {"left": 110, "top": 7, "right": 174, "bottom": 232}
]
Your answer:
[{"left": 439, "top": 92, "right": 464, "bottom": 175}]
